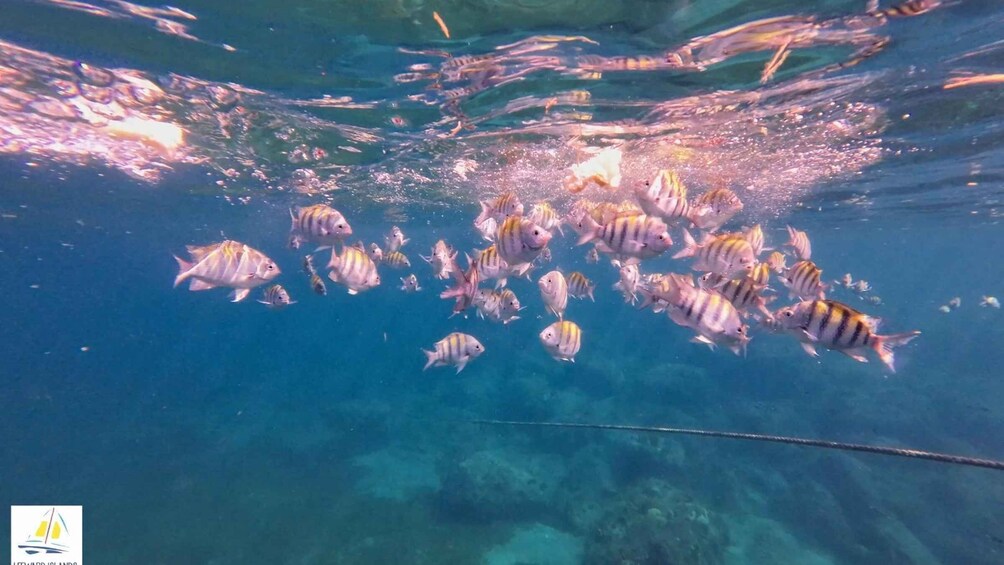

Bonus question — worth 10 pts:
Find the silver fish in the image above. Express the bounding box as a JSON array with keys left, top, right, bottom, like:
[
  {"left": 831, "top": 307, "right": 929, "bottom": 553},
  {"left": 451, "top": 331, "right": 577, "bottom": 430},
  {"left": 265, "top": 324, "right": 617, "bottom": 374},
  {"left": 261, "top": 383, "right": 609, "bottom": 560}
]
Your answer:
[
  {"left": 496, "top": 216, "right": 552, "bottom": 268},
  {"left": 613, "top": 262, "right": 640, "bottom": 304},
  {"left": 326, "top": 246, "right": 381, "bottom": 294},
  {"left": 745, "top": 224, "right": 769, "bottom": 257},
  {"left": 473, "top": 288, "right": 504, "bottom": 322},
  {"left": 674, "top": 229, "right": 755, "bottom": 278},
  {"left": 785, "top": 225, "right": 812, "bottom": 260},
  {"left": 585, "top": 247, "right": 600, "bottom": 263},
  {"left": 780, "top": 260, "right": 827, "bottom": 300},
  {"left": 635, "top": 169, "right": 691, "bottom": 223},
  {"left": 289, "top": 204, "right": 352, "bottom": 250},
  {"left": 475, "top": 216, "right": 498, "bottom": 243},
  {"left": 576, "top": 213, "right": 672, "bottom": 261},
  {"left": 639, "top": 273, "right": 749, "bottom": 355},
  {"left": 688, "top": 187, "right": 743, "bottom": 232},
  {"left": 399, "top": 274, "right": 422, "bottom": 292},
  {"left": 173, "top": 240, "right": 280, "bottom": 302},
  {"left": 498, "top": 288, "right": 523, "bottom": 324},
  {"left": 538, "top": 270, "right": 569, "bottom": 319},
  {"left": 368, "top": 243, "right": 384, "bottom": 264},
  {"left": 421, "top": 240, "right": 456, "bottom": 280},
  {"left": 385, "top": 226, "right": 409, "bottom": 252},
  {"left": 527, "top": 202, "right": 564, "bottom": 235},
  {"left": 423, "top": 332, "right": 485, "bottom": 373},
  {"left": 476, "top": 192, "right": 524, "bottom": 225},
  {"left": 539, "top": 320, "right": 582, "bottom": 362},
  {"left": 258, "top": 284, "right": 295, "bottom": 309}
]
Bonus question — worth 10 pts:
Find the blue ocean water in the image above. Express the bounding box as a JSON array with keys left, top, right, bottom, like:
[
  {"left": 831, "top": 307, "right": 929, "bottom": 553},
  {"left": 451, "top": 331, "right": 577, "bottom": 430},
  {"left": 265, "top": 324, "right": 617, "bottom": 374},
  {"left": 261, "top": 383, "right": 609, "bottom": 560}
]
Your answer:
[{"left": 2, "top": 1, "right": 1004, "bottom": 563}]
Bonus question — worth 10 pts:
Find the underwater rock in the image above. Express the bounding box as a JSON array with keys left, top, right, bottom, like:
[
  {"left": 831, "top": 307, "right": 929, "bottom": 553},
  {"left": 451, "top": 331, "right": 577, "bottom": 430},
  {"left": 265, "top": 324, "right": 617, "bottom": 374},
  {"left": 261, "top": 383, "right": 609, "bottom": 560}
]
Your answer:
[
  {"left": 484, "top": 523, "right": 583, "bottom": 565},
  {"left": 583, "top": 479, "right": 727, "bottom": 565},
  {"left": 439, "top": 448, "right": 566, "bottom": 523}
]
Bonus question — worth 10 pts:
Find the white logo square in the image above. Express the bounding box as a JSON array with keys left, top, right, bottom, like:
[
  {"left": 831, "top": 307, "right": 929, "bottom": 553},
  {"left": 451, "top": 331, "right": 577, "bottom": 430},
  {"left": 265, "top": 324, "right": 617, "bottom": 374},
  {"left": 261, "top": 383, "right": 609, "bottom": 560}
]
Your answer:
[{"left": 10, "top": 506, "right": 82, "bottom": 564}]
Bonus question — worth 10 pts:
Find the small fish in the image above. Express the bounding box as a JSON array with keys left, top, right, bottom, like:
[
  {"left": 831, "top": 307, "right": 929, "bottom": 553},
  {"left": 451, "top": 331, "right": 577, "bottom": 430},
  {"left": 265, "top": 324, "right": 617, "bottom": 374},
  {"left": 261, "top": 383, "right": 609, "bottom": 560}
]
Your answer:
[
  {"left": 538, "top": 270, "right": 569, "bottom": 319},
  {"left": 780, "top": 260, "right": 827, "bottom": 300},
  {"left": 635, "top": 169, "right": 691, "bottom": 224},
  {"left": 766, "top": 251, "right": 788, "bottom": 274},
  {"left": 310, "top": 273, "right": 327, "bottom": 295},
  {"left": 399, "top": 274, "right": 422, "bottom": 292},
  {"left": 773, "top": 299, "right": 920, "bottom": 372},
  {"left": 527, "top": 202, "right": 564, "bottom": 236},
  {"left": 852, "top": 280, "right": 871, "bottom": 294},
  {"left": 384, "top": 250, "right": 412, "bottom": 269},
  {"left": 473, "top": 288, "right": 503, "bottom": 322},
  {"left": 326, "top": 246, "right": 381, "bottom": 294},
  {"left": 674, "top": 229, "right": 755, "bottom": 278},
  {"left": 498, "top": 288, "right": 523, "bottom": 324},
  {"left": 948, "top": 297, "right": 961, "bottom": 309},
  {"left": 749, "top": 263, "right": 771, "bottom": 288},
  {"left": 496, "top": 216, "right": 552, "bottom": 268},
  {"left": 368, "top": 243, "right": 384, "bottom": 264},
  {"left": 173, "top": 240, "right": 280, "bottom": 302},
  {"left": 613, "top": 262, "right": 640, "bottom": 304},
  {"left": 981, "top": 296, "right": 1001, "bottom": 309},
  {"left": 688, "top": 187, "right": 743, "bottom": 232},
  {"left": 539, "top": 320, "right": 582, "bottom": 362},
  {"left": 638, "top": 273, "right": 750, "bottom": 355},
  {"left": 476, "top": 192, "right": 524, "bottom": 226},
  {"left": 289, "top": 204, "right": 352, "bottom": 250},
  {"left": 303, "top": 254, "right": 317, "bottom": 276},
  {"left": 258, "top": 284, "right": 295, "bottom": 309},
  {"left": 536, "top": 247, "right": 553, "bottom": 264},
  {"left": 868, "top": 295, "right": 882, "bottom": 305},
  {"left": 440, "top": 257, "right": 480, "bottom": 316},
  {"left": 474, "top": 216, "right": 498, "bottom": 242},
  {"left": 835, "top": 273, "right": 854, "bottom": 289},
  {"left": 576, "top": 213, "right": 672, "bottom": 261},
  {"left": 470, "top": 244, "right": 512, "bottom": 287},
  {"left": 585, "top": 247, "right": 600, "bottom": 263},
  {"left": 384, "top": 226, "right": 409, "bottom": 253},
  {"left": 422, "top": 240, "right": 456, "bottom": 280},
  {"left": 784, "top": 226, "right": 812, "bottom": 260},
  {"left": 567, "top": 272, "right": 595, "bottom": 301},
  {"left": 938, "top": 305, "right": 951, "bottom": 313},
  {"left": 422, "top": 332, "right": 485, "bottom": 374},
  {"left": 744, "top": 224, "right": 770, "bottom": 257}
]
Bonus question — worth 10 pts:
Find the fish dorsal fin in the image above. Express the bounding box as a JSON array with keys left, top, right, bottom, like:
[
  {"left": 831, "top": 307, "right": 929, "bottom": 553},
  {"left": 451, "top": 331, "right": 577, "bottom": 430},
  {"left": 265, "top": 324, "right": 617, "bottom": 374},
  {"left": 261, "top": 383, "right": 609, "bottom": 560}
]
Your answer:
[{"left": 186, "top": 243, "right": 220, "bottom": 263}]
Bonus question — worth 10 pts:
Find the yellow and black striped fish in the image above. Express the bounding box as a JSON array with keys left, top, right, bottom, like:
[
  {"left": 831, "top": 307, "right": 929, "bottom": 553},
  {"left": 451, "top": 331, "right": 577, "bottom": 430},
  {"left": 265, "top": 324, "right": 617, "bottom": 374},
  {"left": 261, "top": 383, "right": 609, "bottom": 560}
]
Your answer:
[
  {"left": 327, "top": 246, "right": 380, "bottom": 295},
  {"left": 577, "top": 213, "right": 672, "bottom": 260},
  {"left": 688, "top": 188, "right": 743, "bottom": 232},
  {"left": 289, "top": 204, "right": 352, "bottom": 249},
  {"left": 496, "top": 216, "right": 552, "bottom": 267},
  {"left": 567, "top": 272, "right": 595, "bottom": 301},
  {"left": 775, "top": 299, "right": 920, "bottom": 373},
  {"left": 258, "top": 284, "right": 295, "bottom": 309},
  {"left": 674, "top": 229, "right": 755, "bottom": 277},
  {"left": 785, "top": 225, "right": 812, "bottom": 260},
  {"left": 636, "top": 169, "right": 691, "bottom": 223},
  {"left": 476, "top": 192, "right": 524, "bottom": 225},
  {"left": 310, "top": 273, "right": 327, "bottom": 296},
  {"left": 422, "top": 332, "right": 485, "bottom": 374},
  {"left": 539, "top": 320, "right": 582, "bottom": 362},
  {"left": 780, "top": 260, "right": 827, "bottom": 300},
  {"left": 384, "top": 250, "right": 412, "bottom": 269}
]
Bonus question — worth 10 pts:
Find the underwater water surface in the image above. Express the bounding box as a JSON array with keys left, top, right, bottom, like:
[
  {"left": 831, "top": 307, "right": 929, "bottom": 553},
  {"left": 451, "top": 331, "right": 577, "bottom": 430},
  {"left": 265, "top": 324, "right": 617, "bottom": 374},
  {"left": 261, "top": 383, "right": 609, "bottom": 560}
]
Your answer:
[{"left": 2, "top": 0, "right": 1004, "bottom": 564}]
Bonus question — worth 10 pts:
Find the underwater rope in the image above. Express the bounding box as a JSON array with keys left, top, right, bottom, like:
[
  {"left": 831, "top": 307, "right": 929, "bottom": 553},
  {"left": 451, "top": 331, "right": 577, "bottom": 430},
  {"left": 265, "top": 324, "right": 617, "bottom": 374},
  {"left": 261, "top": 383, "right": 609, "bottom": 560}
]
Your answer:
[{"left": 470, "top": 419, "right": 1004, "bottom": 471}]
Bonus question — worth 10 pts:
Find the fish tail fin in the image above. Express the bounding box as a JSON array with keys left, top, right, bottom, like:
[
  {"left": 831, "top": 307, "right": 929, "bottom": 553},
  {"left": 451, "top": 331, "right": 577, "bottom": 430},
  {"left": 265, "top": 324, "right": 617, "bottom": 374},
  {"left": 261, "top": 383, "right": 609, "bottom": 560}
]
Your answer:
[
  {"left": 422, "top": 349, "right": 437, "bottom": 371},
  {"left": 575, "top": 215, "right": 601, "bottom": 245},
  {"left": 474, "top": 201, "right": 491, "bottom": 225},
  {"left": 636, "top": 286, "right": 656, "bottom": 309},
  {"left": 873, "top": 331, "right": 921, "bottom": 373},
  {"left": 672, "top": 228, "right": 698, "bottom": 259},
  {"left": 173, "top": 255, "right": 194, "bottom": 287}
]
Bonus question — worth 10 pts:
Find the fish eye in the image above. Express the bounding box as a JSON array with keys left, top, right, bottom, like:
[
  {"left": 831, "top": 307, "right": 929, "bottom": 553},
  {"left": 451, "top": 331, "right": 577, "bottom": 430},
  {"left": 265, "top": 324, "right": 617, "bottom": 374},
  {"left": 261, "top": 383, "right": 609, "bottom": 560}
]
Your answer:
[
  {"left": 784, "top": 311, "right": 792, "bottom": 317},
  {"left": 268, "top": 264, "right": 274, "bottom": 270}
]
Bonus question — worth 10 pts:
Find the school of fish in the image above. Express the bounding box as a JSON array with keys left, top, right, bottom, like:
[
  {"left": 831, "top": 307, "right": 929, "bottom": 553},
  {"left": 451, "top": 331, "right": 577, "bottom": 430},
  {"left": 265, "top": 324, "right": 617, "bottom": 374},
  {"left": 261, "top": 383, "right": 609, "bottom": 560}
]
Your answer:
[{"left": 173, "top": 167, "right": 925, "bottom": 374}]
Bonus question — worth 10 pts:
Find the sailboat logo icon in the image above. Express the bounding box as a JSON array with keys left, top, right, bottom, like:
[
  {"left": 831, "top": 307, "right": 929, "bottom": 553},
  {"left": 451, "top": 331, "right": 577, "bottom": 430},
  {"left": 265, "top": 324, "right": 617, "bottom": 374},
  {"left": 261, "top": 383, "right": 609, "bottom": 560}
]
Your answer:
[{"left": 10, "top": 505, "right": 82, "bottom": 560}]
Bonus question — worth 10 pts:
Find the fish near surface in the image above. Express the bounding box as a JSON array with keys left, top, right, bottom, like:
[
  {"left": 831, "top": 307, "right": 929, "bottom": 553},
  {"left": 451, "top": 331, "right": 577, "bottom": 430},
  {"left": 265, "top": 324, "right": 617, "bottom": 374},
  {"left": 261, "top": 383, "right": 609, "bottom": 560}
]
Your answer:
[
  {"left": 288, "top": 204, "right": 352, "bottom": 250},
  {"left": 773, "top": 299, "right": 920, "bottom": 372},
  {"left": 496, "top": 216, "right": 552, "bottom": 268},
  {"left": 674, "top": 229, "right": 755, "bottom": 278},
  {"left": 423, "top": 332, "right": 485, "bottom": 374},
  {"left": 385, "top": 226, "right": 409, "bottom": 253},
  {"left": 174, "top": 240, "right": 280, "bottom": 302},
  {"left": 422, "top": 239, "right": 456, "bottom": 280},
  {"left": 780, "top": 260, "right": 827, "bottom": 300},
  {"left": 638, "top": 273, "right": 750, "bottom": 355},
  {"left": 538, "top": 270, "right": 569, "bottom": 319},
  {"left": 688, "top": 187, "right": 743, "bottom": 232},
  {"left": 635, "top": 169, "right": 691, "bottom": 224},
  {"left": 326, "top": 246, "right": 381, "bottom": 295},
  {"left": 576, "top": 213, "right": 672, "bottom": 261},
  {"left": 539, "top": 320, "right": 582, "bottom": 362},
  {"left": 527, "top": 202, "right": 564, "bottom": 235},
  {"left": 476, "top": 192, "right": 523, "bottom": 226},
  {"left": 785, "top": 225, "right": 812, "bottom": 260}
]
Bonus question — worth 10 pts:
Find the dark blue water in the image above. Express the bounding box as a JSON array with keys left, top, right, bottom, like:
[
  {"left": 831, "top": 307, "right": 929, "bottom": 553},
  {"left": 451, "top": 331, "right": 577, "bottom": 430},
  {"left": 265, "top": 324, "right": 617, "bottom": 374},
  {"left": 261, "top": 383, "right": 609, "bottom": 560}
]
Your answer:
[{"left": 3, "top": 1, "right": 1004, "bottom": 563}]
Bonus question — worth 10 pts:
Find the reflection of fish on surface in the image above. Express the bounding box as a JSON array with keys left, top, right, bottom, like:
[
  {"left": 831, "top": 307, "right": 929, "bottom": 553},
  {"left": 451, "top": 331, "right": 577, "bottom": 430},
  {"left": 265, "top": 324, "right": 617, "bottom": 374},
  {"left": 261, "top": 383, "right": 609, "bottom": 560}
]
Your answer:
[{"left": 173, "top": 240, "right": 279, "bottom": 302}]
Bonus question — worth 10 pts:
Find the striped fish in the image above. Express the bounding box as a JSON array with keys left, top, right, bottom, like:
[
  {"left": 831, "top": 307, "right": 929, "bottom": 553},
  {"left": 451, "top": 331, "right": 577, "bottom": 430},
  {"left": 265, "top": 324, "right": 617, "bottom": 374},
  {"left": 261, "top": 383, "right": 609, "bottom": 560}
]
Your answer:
[
  {"left": 866, "top": 0, "right": 940, "bottom": 21},
  {"left": 303, "top": 255, "right": 317, "bottom": 277},
  {"left": 421, "top": 240, "right": 456, "bottom": 280},
  {"left": 470, "top": 244, "right": 517, "bottom": 288},
  {"left": 718, "top": 276, "right": 772, "bottom": 319},
  {"left": 289, "top": 204, "right": 352, "bottom": 250},
  {"left": 476, "top": 192, "right": 524, "bottom": 225},
  {"left": 766, "top": 251, "right": 788, "bottom": 274},
  {"left": 258, "top": 284, "right": 295, "bottom": 309},
  {"left": 539, "top": 320, "right": 582, "bottom": 362},
  {"left": 636, "top": 169, "right": 691, "bottom": 223},
  {"left": 639, "top": 273, "right": 750, "bottom": 355},
  {"left": 744, "top": 224, "right": 769, "bottom": 257},
  {"left": 697, "top": 272, "right": 727, "bottom": 290},
  {"left": 567, "top": 272, "right": 595, "bottom": 301},
  {"left": 538, "top": 270, "right": 569, "bottom": 319},
  {"left": 498, "top": 288, "right": 523, "bottom": 324},
  {"left": 422, "top": 332, "right": 485, "bottom": 374},
  {"left": 326, "top": 246, "right": 381, "bottom": 295},
  {"left": 173, "top": 240, "right": 280, "bottom": 303},
  {"left": 473, "top": 289, "right": 503, "bottom": 322},
  {"left": 383, "top": 250, "right": 412, "bottom": 269},
  {"left": 750, "top": 263, "right": 771, "bottom": 288},
  {"left": 688, "top": 188, "right": 743, "bottom": 232},
  {"left": 576, "top": 213, "right": 672, "bottom": 261},
  {"left": 527, "top": 202, "right": 564, "bottom": 236},
  {"left": 774, "top": 299, "right": 920, "bottom": 372},
  {"left": 368, "top": 243, "right": 384, "bottom": 264},
  {"left": 474, "top": 216, "right": 498, "bottom": 242},
  {"left": 613, "top": 263, "right": 640, "bottom": 304},
  {"left": 385, "top": 226, "right": 409, "bottom": 253},
  {"left": 780, "top": 260, "right": 827, "bottom": 300},
  {"left": 674, "top": 229, "right": 755, "bottom": 277},
  {"left": 784, "top": 225, "right": 812, "bottom": 260},
  {"left": 399, "top": 274, "right": 422, "bottom": 292},
  {"left": 310, "top": 273, "right": 327, "bottom": 296},
  {"left": 496, "top": 216, "right": 552, "bottom": 268}
]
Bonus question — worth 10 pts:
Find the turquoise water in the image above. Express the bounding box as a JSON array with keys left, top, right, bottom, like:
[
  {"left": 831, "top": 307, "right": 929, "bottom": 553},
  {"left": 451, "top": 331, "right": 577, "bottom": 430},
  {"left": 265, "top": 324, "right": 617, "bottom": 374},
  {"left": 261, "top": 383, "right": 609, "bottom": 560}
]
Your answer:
[{"left": 3, "top": 1, "right": 1004, "bottom": 563}]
